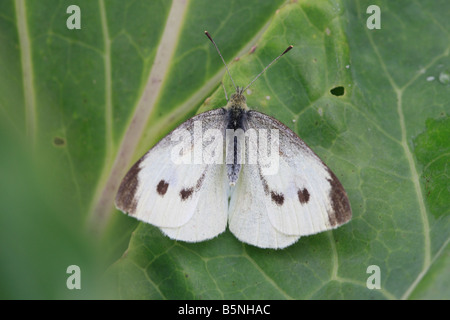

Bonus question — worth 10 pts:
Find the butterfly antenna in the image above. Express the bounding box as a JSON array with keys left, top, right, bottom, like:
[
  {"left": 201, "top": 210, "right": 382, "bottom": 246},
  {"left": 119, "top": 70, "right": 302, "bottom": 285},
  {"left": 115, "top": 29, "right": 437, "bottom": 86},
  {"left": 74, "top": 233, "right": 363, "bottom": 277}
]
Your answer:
[
  {"left": 242, "top": 45, "right": 293, "bottom": 93},
  {"left": 221, "top": 82, "right": 229, "bottom": 101},
  {"left": 205, "top": 31, "right": 237, "bottom": 93}
]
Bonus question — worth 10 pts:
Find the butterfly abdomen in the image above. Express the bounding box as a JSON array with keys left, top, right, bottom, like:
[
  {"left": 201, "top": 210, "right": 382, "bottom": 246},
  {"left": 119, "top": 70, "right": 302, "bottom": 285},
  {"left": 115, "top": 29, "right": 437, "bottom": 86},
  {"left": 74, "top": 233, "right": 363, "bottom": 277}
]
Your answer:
[{"left": 225, "top": 96, "right": 249, "bottom": 185}]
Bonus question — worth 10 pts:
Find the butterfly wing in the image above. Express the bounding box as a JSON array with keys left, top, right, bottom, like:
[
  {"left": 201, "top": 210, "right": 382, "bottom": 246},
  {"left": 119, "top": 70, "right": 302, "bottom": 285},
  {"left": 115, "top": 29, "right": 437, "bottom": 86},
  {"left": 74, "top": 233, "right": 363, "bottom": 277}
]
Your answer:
[
  {"left": 229, "top": 110, "right": 351, "bottom": 248},
  {"left": 115, "top": 108, "right": 229, "bottom": 242},
  {"left": 250, "top": 110, "right": 351, "bottom": 235},
  {"left": 228, "top": 163, "right": 301, "bottom": 249},
  {"left": 160, "top": 163, "right": 229, "bottom": 242}
]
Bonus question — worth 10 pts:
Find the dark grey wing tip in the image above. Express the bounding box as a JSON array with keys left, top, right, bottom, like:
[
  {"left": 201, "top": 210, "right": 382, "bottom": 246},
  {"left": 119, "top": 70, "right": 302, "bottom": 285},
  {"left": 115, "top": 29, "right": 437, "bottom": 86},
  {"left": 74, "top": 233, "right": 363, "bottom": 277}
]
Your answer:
[
  {"left": 115, "top": 157, "right": 145, "bottom": 215},
  {"left": 326, "top": 168, "right": 352, "bottom": 227}
]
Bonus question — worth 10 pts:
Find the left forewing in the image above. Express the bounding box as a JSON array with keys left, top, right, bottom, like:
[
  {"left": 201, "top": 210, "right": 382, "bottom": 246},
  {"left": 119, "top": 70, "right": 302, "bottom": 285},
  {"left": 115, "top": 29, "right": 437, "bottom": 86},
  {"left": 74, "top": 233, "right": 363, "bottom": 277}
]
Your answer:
[{"left": 245, "top": 111, "right": 352, "bottom": 236}]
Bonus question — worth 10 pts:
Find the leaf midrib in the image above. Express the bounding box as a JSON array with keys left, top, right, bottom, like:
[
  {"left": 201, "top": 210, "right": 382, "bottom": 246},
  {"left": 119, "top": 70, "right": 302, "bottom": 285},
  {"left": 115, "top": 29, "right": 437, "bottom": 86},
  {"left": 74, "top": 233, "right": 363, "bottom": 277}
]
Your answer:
[
  {"left": 15, "top": 0, "right": 36, "bottom": 146},
  {"left": 99, "top": 0, "right": 114, "bottom": 163},
  {"left": 87, "top": 0, "right": 190, "bottom": 232},
  {"left": 87, "top": 1, "right": 284, "bottom": 233}
]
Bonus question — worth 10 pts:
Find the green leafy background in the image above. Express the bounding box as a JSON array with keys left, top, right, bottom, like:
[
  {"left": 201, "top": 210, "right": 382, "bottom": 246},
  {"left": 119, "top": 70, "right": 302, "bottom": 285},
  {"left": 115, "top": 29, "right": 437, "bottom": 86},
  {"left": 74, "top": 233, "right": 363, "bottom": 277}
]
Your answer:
[{"left": 0, "top": 0, "right": 448, "bottom": 299}]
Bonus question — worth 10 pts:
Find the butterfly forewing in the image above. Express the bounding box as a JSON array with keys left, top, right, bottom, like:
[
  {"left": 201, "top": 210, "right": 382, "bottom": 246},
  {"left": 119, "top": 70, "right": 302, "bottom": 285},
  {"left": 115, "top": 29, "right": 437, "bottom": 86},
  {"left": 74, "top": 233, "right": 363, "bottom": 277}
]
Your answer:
[
  {"left": 241, "top": 111, "right": 352, "bottom": 237},
  {"left": 115, "top": 108, "right": 229, "bottom": 234}
]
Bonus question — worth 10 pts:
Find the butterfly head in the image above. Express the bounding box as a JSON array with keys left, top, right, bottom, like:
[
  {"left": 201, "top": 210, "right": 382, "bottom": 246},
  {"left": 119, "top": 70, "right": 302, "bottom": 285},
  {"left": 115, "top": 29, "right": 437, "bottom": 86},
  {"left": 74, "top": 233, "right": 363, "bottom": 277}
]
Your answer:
[{"left": 227, "top": 87, "right": 248, "bottom": 110}]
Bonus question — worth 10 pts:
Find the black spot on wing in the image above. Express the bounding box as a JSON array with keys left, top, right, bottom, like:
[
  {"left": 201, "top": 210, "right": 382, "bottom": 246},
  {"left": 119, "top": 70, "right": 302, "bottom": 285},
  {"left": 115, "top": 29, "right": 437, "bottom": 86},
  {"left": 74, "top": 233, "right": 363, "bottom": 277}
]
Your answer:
[
  {"left": 180, "top": 188, "right": 194, "bottom": 200},
  {"left": 297, "top": 188, "right": 310, "bottom": 204},
  {"left": 157, "top": 180, "right": 169, "bottom": 196},
  {"left": 115, "top": 157, "right": 145, "bottom": 215},
  {"left": 326, "top": 168, "right": 352, "bottom": 227},
  {"left": 271, "top": 191, "right": 284, "bottom": 206},
  {"left": 179, "top": 169, "right": 207, "bottom": 201},
  {"left": 257, "top": 166, "right": 284, "bottom": 206}
]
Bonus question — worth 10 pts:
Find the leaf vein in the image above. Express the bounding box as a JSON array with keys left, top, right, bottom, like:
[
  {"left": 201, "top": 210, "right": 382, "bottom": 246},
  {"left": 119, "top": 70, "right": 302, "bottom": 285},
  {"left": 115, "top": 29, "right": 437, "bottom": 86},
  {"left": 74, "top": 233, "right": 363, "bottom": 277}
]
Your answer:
[
  {"left": 87, "top": 0, "right": 190, "bottom": 232},
  {"left": 15, "top": 0, "right": 37, "bottom": 146},
  {"left": 242, "top": 246, "right": 294, "bottom": 299}
]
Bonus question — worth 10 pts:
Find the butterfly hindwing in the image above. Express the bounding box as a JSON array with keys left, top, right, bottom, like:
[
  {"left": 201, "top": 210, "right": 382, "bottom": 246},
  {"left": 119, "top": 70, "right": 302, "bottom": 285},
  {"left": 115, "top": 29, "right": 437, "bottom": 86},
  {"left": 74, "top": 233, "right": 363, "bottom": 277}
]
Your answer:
[
  {"left": 161, "top": 163, "right": 229, "bottom": 242},
  {"left": 228, "top": 162, "right": 301, "bottom": 249}
]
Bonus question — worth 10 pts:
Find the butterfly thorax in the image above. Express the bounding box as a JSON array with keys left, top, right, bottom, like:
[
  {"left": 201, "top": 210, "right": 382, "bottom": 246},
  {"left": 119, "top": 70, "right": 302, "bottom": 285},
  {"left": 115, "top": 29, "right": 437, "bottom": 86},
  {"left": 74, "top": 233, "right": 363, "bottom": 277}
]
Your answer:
[{"left": 225, "top": 90, "right": 249, "bottom": 185}]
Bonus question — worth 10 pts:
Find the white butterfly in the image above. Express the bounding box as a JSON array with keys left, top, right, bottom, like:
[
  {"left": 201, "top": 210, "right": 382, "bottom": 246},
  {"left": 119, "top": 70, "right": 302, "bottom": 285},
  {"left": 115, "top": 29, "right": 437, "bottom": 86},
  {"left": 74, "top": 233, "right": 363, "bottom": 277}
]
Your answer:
[{"left": 115, "top": 32, "right": 351, "bottom": 249}]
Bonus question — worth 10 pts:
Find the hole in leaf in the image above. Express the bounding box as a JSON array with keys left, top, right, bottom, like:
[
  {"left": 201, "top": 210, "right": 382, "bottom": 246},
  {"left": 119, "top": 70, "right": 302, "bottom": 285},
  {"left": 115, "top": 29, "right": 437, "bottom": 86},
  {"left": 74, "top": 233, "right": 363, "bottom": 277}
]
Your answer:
[
  {"left": 53, "top": 137, "right": 66, "bottom": 146},
  {"left": 330, "top": 86, "right": 345, "bottom": 96}
]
